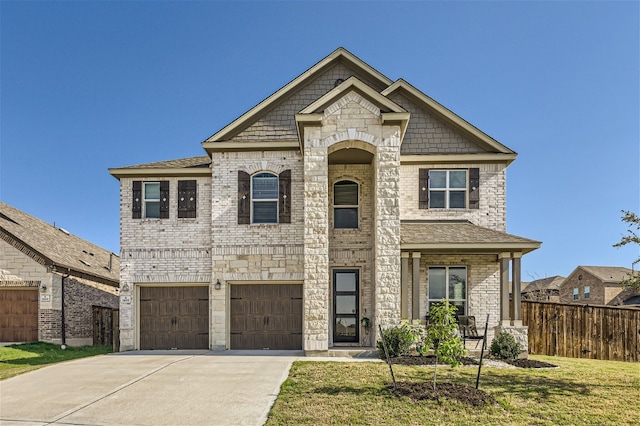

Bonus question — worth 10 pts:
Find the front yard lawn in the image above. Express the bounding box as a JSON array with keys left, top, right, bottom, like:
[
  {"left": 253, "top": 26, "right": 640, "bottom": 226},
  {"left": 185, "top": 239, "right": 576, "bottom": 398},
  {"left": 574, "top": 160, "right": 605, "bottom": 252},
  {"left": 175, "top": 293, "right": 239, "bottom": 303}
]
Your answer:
[
  {"left": 266, "top": 355, "right": 640, "bottom": 425},
  {"left": 0, "top": 342, "right": 112, "bottom": 380}
]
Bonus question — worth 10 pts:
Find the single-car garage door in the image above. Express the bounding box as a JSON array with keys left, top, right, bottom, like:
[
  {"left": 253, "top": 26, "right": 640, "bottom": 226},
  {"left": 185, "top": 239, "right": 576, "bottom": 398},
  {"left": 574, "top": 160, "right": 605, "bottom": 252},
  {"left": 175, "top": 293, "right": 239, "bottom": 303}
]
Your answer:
[
  {"left": 139, "top": 286, "right": 209, "bottom": 350},
  {"left": 230, "top": 284, "right": 302, "bottom": 350},
  {"left": 0, "top": 289, "right": 38, "bottom": 342}
]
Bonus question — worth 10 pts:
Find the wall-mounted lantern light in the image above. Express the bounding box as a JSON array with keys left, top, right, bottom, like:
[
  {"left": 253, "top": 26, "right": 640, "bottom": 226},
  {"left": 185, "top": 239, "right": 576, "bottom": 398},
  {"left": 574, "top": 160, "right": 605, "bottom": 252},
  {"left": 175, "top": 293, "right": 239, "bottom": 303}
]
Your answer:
[{"left": 215, "top": 279, "right": 222, "bottom": 290}]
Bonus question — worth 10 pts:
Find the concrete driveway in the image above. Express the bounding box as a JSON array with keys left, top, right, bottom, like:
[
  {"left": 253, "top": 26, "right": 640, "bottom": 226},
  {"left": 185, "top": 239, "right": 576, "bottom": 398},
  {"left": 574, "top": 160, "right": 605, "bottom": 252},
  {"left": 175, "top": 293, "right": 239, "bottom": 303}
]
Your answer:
[{"left": 0, "top": 350, "right": 301, "bottom": 426}]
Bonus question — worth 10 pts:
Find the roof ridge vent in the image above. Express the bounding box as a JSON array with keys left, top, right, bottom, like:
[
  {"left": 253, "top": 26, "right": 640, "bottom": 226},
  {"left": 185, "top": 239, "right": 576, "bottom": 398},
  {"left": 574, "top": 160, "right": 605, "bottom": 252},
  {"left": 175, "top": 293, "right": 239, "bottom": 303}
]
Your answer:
[{"left": 58, "top": 227, "right": 70, "bottom": 235}]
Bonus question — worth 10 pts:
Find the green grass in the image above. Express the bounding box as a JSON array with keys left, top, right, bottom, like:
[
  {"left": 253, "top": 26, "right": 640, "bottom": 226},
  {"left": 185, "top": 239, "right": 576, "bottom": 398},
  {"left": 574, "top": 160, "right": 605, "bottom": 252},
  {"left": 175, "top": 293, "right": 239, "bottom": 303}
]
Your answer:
[
  {"left": 0, "top": 342, "right": 112, "bottom": 380},
  {"left": 266, "top": 356, "right": 640, "bottom": 425}
]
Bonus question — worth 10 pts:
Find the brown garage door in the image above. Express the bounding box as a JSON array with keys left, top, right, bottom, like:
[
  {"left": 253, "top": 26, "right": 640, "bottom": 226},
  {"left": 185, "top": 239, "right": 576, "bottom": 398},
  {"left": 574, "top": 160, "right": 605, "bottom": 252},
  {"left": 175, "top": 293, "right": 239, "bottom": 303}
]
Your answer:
[
  {"left": 230, "top": 284, "right": 302, "bottom": 350},
  {"left": 0, "top": 289, "right": 39, "bottom": 342},
  {"left": 139, "top": 286, "right": 208, "bottom": 350}
]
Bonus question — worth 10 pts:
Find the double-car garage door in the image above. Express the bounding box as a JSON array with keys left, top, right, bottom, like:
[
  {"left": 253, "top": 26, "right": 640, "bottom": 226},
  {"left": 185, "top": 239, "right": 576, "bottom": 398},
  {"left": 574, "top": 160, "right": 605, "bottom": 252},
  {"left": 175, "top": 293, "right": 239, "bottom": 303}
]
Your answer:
[
  {"left": 139, "top": 284, "right": 302, "bottom": 351},
  {"left": 0, "top": 289, "right": 38, "bottom": 342}
]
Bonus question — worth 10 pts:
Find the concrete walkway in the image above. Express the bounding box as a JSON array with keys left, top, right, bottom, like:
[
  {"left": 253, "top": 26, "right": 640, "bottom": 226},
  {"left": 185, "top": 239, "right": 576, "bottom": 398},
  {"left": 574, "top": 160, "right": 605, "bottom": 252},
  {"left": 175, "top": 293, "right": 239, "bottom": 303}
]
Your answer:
[{"left": 0, "top": 350, "right": 318, "bottom": 426}]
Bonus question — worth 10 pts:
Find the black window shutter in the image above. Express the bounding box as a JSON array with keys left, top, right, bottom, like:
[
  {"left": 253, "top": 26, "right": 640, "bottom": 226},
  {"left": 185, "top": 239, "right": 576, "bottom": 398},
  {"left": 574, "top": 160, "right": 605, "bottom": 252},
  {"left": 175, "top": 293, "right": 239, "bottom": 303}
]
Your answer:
[
  {"left": 469, "top": 168, "right": 480, "bottom": 209},
  {"left": 279, "top": 170, "right": 291, "bottom": 224},
  {"left": 132, "top": 181, "right": 142, "bottom": 219},
  {"left": 160, "top": 181, "right": 170, "bottom": 219},
  {"left": 419, "top": 169, "right": 430, "bottom": 209},
  {"left": 178, "top": 180, "right": 197, "bottom": 218},
  {"left": 238, "top": 171, "right": 250, "bottom": 224}
]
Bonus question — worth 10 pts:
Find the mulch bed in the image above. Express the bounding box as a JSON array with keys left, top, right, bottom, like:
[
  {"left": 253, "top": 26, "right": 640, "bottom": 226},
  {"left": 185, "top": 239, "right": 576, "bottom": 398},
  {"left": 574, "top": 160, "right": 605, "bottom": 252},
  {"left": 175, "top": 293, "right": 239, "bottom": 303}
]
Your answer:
[
  {"left": 390, "top": 381, "right": 497, "bottom": 406},
  {"left": 385, "top": 355, "right": 558, "bottom": 406}
]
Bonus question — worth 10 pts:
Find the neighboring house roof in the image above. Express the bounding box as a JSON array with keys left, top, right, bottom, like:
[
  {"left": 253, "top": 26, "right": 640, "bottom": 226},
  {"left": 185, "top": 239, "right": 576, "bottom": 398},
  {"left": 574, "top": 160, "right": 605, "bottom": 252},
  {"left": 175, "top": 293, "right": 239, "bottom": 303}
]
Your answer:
[
  {"left": 0, "top": 202, "right": 119, "bottom": 286},
  {"left": 109, "top": 156, "right": 211, "bottom": 178},
  {"left": 400, "top": 221, "right": 541, "bottom": 254},
  {"left": 522, "top": 276, "right": 565, "bottom": 293},
  {"left": 576, "top": 266, "right": 636, "bottom": 284}
]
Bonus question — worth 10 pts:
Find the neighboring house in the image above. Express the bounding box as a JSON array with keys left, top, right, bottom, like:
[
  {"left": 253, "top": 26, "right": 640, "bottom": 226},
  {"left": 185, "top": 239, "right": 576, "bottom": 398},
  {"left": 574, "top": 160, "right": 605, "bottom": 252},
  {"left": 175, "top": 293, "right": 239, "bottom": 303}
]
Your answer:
[
  {"left": 521, "top": 276, "right": 564, "bottom": 302},
  {"left": 109, "top": 48, "right": 541, "bottom": 354},
  {"left": 0, "top": 202, "right": 119, "bottom": 345},
  {"left": 559, "top": 266, "right": 640, "bottom": 306}
]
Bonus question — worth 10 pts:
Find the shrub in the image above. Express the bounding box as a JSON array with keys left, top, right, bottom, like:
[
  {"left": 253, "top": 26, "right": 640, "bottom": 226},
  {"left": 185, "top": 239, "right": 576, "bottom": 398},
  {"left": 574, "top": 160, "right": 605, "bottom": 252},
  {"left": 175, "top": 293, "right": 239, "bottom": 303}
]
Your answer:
[
  {"left": 376, "top": 324, "right": 415, "bottom": 358},
  {"left": 490, "top": 331, "right": 522, "bottom": 360}
]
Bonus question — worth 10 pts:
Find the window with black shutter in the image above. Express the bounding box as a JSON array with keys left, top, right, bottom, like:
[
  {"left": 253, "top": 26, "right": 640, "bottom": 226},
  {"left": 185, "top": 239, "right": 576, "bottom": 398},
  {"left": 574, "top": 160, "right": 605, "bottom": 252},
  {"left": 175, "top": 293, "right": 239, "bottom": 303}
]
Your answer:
[
  {"left": 178, "top": 180, "right": 197, "bottom": 218},
  {"left": 238, "top": 171, "right": 251, "bottom": 224},
  {"left": 132, "top": 181, "right": 169, "bottom": 219},
  {"left": 419, "top": 168, "right": 479, "bottom": 210},
  {"left": 278, "top": 170, "right": 291, "bottom": 224}
]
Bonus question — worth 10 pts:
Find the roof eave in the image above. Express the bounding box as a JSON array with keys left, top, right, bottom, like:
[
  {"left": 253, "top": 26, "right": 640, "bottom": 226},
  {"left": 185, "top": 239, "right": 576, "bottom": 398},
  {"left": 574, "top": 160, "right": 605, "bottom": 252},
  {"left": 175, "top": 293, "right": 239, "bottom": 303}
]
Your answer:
[
  {"left": 400, "top": 242, "right": 541, "bottom": 254},
  {"left": 400, "top": 153, "right": 517, "bottom": 165},
  {"left": 109, "top": 167, "right": 212, "bottom": 179}
]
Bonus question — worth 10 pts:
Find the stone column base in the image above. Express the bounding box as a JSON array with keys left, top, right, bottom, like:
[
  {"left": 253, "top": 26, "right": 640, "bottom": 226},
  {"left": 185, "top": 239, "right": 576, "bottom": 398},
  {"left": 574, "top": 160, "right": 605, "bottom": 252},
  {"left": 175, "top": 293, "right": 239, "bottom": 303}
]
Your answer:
[{"left": 493, "top": 325, "right": 529, "bottom": 358}]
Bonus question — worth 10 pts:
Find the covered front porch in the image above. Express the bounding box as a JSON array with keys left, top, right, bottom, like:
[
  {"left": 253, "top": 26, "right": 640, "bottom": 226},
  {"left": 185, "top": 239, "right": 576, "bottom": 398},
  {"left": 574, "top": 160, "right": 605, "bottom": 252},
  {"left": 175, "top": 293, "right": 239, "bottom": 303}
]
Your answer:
[{"left": 400, "top": 220, "right": 541, "bottom": 350}]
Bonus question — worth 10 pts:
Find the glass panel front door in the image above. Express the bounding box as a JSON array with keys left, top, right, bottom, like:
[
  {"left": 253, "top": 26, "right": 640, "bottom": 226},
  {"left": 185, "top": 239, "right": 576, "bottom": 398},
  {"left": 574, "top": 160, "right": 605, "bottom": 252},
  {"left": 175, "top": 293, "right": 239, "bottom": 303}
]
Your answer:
[{"left": 333, "top": 270, "right": 359, "bottom": 343}]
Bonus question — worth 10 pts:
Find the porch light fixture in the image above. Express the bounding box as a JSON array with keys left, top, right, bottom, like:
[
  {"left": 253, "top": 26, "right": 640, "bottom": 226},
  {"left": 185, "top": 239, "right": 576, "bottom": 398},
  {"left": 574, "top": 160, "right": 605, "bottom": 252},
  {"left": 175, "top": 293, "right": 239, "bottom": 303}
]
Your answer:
[
  {"left": 40, "top": 284, "right": 47, "bottom": 292},
  {"left": 215, "top": 279, "right": 222, "bottom": 290}
]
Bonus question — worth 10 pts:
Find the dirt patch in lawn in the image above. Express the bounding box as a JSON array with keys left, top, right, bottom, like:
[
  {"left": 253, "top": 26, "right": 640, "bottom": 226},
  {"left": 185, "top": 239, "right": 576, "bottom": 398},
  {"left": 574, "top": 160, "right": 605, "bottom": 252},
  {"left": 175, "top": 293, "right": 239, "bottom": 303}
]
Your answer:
[{"left": 390, "top": 381, "right": 497, "bottom": 406}]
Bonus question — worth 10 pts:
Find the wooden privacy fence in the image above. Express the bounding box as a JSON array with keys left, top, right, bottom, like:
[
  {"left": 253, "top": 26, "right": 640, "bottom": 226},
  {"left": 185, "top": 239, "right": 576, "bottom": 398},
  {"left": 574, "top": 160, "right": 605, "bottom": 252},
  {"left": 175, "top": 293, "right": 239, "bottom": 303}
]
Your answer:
[
  {"left": 522, "top": 301, "right": 640, "bottom": 362},
  {"left": 93, "top": 306, "right": 119, "bottom": 352}
]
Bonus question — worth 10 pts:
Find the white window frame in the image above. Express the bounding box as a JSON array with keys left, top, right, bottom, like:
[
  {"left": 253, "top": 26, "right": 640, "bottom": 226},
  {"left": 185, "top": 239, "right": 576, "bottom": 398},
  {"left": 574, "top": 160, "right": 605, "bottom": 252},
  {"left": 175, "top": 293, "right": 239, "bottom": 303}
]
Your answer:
[
  {"left": 573, "top": 287, "right": 579, "bottom": 301},
  {"left": 584, "top": 286, "right": 590, "bottom": 299},
  {"left": 333, "top": 180, "right": 359, "bottom": 229},
  {"left": 251, "top": 172, "right": 278, "bottom": 224},
  {"left": 427, "top": 266, "right": 467, "bottom": 317},
  {"left": 428, "top": 169, "right": 468, "bottom": 209},
  {"left": 143, "top": 182, "right": 160, "bottom": 219}
]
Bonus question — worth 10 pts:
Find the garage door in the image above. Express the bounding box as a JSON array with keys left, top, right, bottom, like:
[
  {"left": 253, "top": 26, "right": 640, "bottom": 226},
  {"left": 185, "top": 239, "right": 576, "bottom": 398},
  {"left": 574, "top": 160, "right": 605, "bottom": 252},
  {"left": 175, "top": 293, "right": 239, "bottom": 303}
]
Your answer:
[
  {"left": 230, "top": 284, "right": 302, "bottom": 350},
  {"left": 0, "top": 289, "right": 39, "bottom": 342},
  {"left": 139, "top": 286, "right": 209, "bottom": 350}
]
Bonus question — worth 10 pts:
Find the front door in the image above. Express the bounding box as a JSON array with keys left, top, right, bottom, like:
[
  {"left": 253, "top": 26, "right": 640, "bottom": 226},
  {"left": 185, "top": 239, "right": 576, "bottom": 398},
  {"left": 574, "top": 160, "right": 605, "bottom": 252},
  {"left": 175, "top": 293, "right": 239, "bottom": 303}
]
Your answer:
[{"left": 333, "top": 270, "right": 359, "bottom": 343}]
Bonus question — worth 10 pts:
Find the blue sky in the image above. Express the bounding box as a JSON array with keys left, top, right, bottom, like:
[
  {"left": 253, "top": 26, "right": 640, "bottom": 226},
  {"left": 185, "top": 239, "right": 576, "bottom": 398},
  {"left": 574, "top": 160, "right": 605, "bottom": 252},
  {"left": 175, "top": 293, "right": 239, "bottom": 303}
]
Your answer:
[{"left": 1, "top": 1, "right": 638, "bottom": 280}]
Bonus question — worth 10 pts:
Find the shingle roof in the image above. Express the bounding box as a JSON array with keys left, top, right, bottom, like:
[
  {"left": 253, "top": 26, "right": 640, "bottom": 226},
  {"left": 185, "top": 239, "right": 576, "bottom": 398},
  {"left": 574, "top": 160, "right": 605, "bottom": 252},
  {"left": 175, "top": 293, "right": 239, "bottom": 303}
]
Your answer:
[
  {"left": 113, "top": 155, "right": 211, "bottom": 170},
  {"left": 578, "top": 266, "right": 636, "bottom": 283},
  {"left": 522, "top": 276, "right": 565, "bottom": 293},
  {"left": 0, "top": 202, "right": 119, "bottom": 286},
  {"left": 400, "top": 221, "right": 541, "bottom": 253}
]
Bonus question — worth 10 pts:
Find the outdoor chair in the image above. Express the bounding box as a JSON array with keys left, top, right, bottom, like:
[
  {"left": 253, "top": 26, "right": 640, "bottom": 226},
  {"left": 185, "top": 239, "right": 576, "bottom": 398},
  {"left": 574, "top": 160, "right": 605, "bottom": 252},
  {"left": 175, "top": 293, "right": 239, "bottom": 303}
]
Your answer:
[{"left": 457, "top": 315, "right": 486, "bottom": 349}]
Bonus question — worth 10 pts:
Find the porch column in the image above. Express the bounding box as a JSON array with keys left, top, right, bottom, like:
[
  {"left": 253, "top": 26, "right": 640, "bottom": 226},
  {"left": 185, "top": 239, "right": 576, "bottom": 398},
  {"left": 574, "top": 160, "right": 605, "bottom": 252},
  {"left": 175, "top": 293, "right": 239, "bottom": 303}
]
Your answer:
[
  {"left": 499, "top": 252, "right": 511, "bottom": 326},
  {"left": 511, "top": 252, "right": 523, "bottom": 326},
  {"left": 412, "top": 252, "right": 421, "bottom": 320},
  {"left": 401, "top": 252, "right": 410, "bottom": 318}
]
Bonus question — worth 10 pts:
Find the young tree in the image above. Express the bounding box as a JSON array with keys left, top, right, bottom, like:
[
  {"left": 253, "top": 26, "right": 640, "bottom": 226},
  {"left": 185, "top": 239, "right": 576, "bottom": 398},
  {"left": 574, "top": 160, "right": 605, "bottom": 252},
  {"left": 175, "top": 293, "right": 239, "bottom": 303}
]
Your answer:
[
  {"left": 613, "top": 210, "right": 640, "bottom": 290},
  {"left": 422, "top": 301, "right": 467, "bottom": 390}
]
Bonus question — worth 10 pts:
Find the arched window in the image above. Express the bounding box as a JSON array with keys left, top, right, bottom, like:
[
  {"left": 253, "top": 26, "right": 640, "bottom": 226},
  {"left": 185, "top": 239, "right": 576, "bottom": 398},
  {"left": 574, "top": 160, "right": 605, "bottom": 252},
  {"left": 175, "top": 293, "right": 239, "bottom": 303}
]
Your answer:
[
  {"left": 252, "top": 172, "right": 279, "bottom": 223},
  {"left": 333, "top": 180, "right": 358, "bottom": 229}
]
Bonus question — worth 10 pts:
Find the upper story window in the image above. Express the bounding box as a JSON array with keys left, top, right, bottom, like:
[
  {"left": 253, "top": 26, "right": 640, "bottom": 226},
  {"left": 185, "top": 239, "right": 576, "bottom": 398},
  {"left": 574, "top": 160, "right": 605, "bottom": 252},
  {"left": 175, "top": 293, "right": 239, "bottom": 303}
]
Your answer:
[
  {"left": 428, "top": 266, "right": 467, "bottom": 317},
  {"left": 252, "top": 173, "right": 279, "bottom": 223},
  {"left": 419, "top": 168, "right": 479, "bottom": 210},
  {"left": 583, "top": 286, "right": 590, "bottom": 299},
  {"left": 333, "top": 180, "right": 358, "bottom": 229},
  {"left": 429, "top": 170, "right": 467, "bottom": 209},
  {"left": 144, "top": 182, "right": 161, "bottom": 218},
  {"left": 573, "top": 287, "right": 579, "bottom": 301},
  {"left": 238, "top": 170, "right": 291, "bottom": 225},
  {"left": 132, "top": 181, "right": 169, "bottom": 219}
]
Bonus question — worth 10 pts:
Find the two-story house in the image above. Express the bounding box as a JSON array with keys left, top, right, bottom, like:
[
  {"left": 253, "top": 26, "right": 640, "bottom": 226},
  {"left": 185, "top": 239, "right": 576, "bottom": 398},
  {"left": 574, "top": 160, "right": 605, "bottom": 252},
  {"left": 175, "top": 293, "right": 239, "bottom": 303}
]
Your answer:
[{"left": 109, "top": 48, "right": 541, "bottom": 354}]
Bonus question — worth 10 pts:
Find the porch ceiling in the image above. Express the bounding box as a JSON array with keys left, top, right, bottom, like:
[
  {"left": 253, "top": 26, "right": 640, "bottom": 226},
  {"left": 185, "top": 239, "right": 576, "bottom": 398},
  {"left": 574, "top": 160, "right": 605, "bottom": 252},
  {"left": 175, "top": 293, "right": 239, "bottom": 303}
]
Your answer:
[{"left": 400, "top": 221, "right": 541, "bottom": 254}]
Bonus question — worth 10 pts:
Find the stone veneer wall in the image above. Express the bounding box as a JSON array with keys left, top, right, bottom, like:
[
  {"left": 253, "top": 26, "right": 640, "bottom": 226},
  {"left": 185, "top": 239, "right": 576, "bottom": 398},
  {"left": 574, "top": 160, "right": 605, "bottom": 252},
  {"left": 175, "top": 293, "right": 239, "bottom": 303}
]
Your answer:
[
  {"left": 118, "top": 176, "right": 212, "bottom": 350},
  {"left": 302, "top": 92, "right": 403, "bottom": 351}
]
